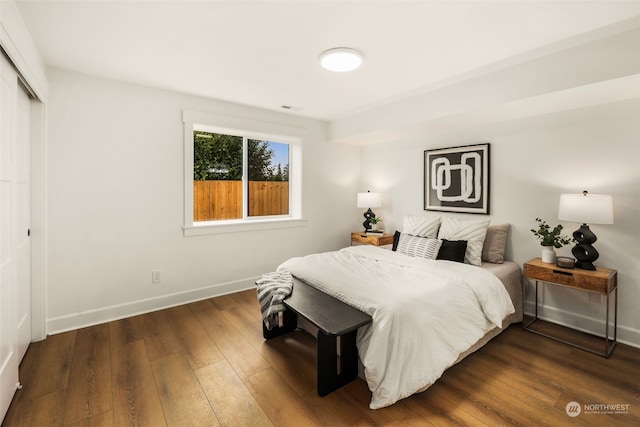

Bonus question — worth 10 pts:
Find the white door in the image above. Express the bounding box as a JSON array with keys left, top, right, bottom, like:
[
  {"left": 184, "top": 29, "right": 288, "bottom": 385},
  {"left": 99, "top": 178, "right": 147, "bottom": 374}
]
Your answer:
[
  {"left": 0, "top": 52, "right": 30, "bottom": 421},
  {"left": 16, "top": 84, "right": 30, "bottom": 361}
]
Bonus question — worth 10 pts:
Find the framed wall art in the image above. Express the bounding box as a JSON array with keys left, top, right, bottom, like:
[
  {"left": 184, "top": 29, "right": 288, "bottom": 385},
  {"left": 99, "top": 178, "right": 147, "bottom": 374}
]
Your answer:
[{"left": 424, "top": 143, "right": 490, "bottom": 214}]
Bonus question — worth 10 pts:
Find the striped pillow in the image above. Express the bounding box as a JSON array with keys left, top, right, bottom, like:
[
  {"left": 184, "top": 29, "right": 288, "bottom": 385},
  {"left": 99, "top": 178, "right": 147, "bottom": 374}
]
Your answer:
[{"left": 394, "top": 233, "right": 442, "bottom": 260}]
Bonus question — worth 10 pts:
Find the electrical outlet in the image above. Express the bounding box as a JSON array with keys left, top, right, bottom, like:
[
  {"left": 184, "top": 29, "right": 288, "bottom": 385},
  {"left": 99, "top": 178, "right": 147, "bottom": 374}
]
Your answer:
[
  {"left": 152, "top": 270, "right": 162, "bottom": 283},
  {"left": 589, "top": 293, "right": 602, "bottom": 303}
]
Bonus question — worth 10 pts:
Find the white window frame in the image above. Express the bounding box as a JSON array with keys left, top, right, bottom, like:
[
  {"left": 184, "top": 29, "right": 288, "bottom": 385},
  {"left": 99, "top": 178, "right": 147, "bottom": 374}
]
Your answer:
[{"left": 183, "top": 109, "right": 305, "bottom": 236}]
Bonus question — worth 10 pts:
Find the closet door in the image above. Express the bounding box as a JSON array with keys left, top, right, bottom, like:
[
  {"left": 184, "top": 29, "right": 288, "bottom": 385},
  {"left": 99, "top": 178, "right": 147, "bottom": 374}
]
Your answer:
[{"left": 0, "top": 52, "right": 28, "bottom": 421}]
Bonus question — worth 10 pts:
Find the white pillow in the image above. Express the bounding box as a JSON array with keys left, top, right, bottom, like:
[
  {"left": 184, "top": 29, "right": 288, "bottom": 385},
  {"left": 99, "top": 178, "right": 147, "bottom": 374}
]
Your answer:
[
  {"left": 437, "top": 217, "right": 489, "bottom": 266},
  {"left": 396, "top": 234, "right": 442, "bottom": 260},
  {"left": 402, "top": 214, "right": 441, "bottom": 238}
]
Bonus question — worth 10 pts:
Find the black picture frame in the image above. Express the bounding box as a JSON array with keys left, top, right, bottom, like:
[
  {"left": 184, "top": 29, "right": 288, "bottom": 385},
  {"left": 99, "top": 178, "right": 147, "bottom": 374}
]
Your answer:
[{"left": 424, "top": 143, "right": 490, "bottom": 214}]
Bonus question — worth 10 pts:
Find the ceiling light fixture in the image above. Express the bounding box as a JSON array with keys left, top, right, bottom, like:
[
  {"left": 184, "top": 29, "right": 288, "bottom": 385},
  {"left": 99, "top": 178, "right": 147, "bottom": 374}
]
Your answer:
[{"left": 319, "top": 47, "right": 364, "bottom": 72}]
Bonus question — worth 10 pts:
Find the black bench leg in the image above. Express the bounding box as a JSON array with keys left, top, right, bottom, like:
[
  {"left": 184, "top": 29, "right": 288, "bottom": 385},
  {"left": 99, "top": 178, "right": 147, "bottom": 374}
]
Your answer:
[
  {"left": 262, "top": 309, "right": 297, "bottom": 340},
  {"left": 316, "top": 330, "right": 359, "bottom": 396}
]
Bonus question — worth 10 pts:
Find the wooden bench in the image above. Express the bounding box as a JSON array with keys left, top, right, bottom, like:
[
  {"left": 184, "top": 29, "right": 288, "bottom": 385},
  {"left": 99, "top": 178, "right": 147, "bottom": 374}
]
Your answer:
[{"left": 262, "top": 280, "right": 372, "bottom": 396}]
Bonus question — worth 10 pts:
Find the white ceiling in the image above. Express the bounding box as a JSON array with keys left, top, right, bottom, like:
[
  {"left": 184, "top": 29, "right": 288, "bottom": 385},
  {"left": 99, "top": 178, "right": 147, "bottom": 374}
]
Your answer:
[{"left": 16, "top": 0, "right": 640, "bottom": 121}]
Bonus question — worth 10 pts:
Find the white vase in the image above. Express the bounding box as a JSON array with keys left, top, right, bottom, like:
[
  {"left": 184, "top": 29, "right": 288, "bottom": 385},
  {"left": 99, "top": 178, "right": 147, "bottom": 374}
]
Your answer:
[{"left": 541, "top": 246, "right": 556, "bottom": 264}]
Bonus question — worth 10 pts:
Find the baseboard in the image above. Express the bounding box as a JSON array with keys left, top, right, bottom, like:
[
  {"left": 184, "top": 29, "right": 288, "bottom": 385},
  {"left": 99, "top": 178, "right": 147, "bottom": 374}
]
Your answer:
[
  {"left": 524, "top": 300, "right": 640, "bottom": 349},
  {"left": 46, "top": 276, "right": 259, "bottom": 335}
]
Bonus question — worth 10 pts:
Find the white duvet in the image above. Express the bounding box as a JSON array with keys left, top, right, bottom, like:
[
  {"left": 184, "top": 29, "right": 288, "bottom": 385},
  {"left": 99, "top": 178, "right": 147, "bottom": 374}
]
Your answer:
[{"left": 278, "top": 245, "right": 514, "bottom": 409}]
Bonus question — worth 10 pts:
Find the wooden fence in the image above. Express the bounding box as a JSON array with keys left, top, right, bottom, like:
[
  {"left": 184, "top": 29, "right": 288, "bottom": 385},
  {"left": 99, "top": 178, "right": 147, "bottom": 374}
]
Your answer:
[{"left": 193, "top": 180, "right": 289, "bottom": 221}]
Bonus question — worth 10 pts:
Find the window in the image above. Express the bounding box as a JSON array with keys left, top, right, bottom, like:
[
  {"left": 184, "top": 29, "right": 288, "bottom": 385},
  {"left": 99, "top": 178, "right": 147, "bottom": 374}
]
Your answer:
[
  {"left": 183, "top": 110, "right": 303, "bottom": 235},
  {"left": 247, "top": 139, "right": 290, "bottom": 217},
  {"left": 193, "top": 130, "right": 290, "bottom": 221},
  {"left": 193, "top": 131, "right": 244, "bottom": 221}
]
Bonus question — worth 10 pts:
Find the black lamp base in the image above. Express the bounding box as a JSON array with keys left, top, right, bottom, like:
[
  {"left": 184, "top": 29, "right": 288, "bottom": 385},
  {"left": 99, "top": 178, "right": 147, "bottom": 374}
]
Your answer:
[
  {"left": 571, "top": 223, "right": 599, "bottom": 271},
  {"left": 362, "top": 208, "right": 375, "bottom": 232},
  {"left": 574, "top": 259, "right": 596, "bottom": 271}
]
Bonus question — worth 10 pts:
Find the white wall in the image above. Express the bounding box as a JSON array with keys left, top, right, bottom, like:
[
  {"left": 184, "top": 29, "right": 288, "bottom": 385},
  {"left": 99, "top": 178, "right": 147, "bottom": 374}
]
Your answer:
[
  {"left": 46, "top": 68, "right": 359, "bottom": 333},
  {"left": 357, "top": 100, "right": 640, "bottom": 347},
  {"left": 0, "top": 0, "right": 49, "bottom": 101}
]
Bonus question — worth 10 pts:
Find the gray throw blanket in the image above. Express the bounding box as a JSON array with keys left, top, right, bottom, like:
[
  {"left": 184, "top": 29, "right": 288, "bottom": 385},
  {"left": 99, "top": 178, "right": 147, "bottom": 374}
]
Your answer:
[{"left": 256, "top": 270, "right": 293, "bottom": 330}]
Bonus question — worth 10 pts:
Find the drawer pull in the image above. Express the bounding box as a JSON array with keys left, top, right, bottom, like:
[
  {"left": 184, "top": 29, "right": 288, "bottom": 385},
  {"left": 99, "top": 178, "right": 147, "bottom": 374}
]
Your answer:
[{"left": 552, "top": 269, "right": 573, "bottom": 277}]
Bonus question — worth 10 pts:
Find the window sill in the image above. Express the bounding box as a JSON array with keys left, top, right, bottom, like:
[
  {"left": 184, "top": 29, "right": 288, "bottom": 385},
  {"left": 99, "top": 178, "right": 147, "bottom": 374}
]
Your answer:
[{"left": 183, "top": 217, "right": 307, "bottom": 236}]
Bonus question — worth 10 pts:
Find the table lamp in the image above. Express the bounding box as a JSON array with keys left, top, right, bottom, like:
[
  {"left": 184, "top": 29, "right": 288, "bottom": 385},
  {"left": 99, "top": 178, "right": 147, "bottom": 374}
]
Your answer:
[
  {"left": 558, "top": 191, "right": 614, "bottom": 270},
  {"left": 357, "top": 191, "right": 381, "bottom": 232}
]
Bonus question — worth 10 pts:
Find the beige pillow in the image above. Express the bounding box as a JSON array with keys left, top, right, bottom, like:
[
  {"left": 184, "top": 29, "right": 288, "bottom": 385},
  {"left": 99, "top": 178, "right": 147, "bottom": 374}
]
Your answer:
[{"left": 482, "top": 224, "right": 510, "bottom": 264}]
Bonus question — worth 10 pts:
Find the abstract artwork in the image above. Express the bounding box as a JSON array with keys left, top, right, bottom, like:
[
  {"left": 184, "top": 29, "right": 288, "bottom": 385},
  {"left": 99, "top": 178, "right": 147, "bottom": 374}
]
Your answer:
[{"left": 424, "top": 143, "right": 490, "bottom": 214}]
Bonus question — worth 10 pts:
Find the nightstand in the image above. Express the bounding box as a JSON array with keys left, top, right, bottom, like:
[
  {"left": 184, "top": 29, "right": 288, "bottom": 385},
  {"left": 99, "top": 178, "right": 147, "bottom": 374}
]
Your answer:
[
  {"left": 523, "top": 258, "right": 617, "bottom": 357},
  {"left": 350, "top": 232, "right": 394, "bottom": 247}
]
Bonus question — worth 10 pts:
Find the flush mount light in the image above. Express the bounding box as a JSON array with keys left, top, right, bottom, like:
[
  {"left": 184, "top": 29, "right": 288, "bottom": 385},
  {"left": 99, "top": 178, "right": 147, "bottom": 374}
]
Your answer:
[{"left": 319, "top": 48, "right": 364, "bottom": 72}]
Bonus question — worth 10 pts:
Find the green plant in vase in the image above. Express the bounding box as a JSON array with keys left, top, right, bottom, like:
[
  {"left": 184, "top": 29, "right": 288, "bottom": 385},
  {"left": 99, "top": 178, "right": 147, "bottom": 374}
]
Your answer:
[
  {"left": 530, "top": 218, "right": 573, "bottom": 263},
  {"left": 369, "top": 216, "right": 382, "bottom": 231}
]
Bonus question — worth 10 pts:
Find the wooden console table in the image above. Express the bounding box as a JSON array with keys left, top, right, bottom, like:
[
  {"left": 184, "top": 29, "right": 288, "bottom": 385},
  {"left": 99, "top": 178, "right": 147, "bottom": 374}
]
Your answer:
[{"left": 523, "top": 258, "right": 617, "bottom": 357}]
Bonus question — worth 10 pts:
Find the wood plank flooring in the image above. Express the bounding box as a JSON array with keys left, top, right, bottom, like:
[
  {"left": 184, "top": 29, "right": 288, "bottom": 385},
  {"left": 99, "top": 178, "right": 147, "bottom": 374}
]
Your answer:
[{"left": 3, "top": 289, "right": 639, "bottom": 426}]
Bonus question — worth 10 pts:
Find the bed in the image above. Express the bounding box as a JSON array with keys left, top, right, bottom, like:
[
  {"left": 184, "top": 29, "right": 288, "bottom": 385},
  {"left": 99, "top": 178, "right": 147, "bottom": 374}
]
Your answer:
[{"left": 273, "top": 217, "right": 523, "bottom": 409}]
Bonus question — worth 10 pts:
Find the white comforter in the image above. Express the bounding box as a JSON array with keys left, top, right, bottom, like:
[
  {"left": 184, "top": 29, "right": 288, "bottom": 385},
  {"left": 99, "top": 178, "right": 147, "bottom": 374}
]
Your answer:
[{"left": 278, "top": 245, "right": 514, "bottom": 409}]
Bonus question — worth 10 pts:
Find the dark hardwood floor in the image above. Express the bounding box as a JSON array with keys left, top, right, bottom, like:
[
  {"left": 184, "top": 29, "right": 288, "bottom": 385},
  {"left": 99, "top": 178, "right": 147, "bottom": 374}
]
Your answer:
[{"left": 3, "top": 289, "right": 639, "bottom": 426}]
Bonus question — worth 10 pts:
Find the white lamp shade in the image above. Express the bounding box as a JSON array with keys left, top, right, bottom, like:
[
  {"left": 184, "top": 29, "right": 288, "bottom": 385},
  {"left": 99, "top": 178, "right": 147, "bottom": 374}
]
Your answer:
[
  {"left": 357, "top": 192, "right": 381, "bottom": 208},
  {"left": 558, "top": 193, "right": 614, "bottom": 225}
]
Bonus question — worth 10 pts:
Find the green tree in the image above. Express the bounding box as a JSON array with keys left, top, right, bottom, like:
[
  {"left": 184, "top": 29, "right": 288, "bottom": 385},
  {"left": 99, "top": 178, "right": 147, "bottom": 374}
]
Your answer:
[
  {"left": 248, "top": 139, "right": 276, "bottom": 181},
  {"left": 274, "top": 164, "right": 284, "bottom": 181},
  {"left": 193, "top": 132, "right": 287, "bottom": 181},
  {"left": 193, "top": 132, "right": 243, "bottom": 180}
]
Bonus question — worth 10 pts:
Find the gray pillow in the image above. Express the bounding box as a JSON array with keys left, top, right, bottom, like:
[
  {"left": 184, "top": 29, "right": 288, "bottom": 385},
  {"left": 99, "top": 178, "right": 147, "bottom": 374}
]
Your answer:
[{"left": 481, "top": 224, "right": 510, "bottom": 264}]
